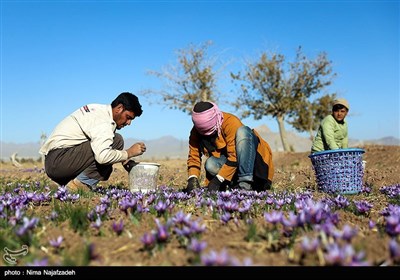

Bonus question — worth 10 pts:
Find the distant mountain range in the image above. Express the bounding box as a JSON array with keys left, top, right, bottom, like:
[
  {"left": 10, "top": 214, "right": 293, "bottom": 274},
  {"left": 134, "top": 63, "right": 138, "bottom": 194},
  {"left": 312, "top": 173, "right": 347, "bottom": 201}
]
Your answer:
[{"left": 1, "top": 125, "right": 399, "bottom": 161}]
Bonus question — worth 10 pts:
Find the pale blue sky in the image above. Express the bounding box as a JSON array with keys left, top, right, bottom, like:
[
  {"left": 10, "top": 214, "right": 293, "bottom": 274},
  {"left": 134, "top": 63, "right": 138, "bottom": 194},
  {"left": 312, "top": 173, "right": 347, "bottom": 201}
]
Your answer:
[{"left": 1, "top": 0, "right": 399, "bottom": 144}]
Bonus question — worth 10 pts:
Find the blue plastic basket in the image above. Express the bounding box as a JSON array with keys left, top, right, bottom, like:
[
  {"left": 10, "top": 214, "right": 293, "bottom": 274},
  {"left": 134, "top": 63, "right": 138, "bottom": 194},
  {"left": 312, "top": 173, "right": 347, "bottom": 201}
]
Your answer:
[{"left": 309, "top": 148, "right": 365, "bottom": 194}]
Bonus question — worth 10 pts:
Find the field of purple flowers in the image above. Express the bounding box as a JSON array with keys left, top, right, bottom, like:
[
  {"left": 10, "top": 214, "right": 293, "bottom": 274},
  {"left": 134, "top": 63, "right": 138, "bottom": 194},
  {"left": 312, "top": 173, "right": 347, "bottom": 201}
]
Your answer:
[{"left": 0, "top": 145, "right": 399, "bottom": 266}]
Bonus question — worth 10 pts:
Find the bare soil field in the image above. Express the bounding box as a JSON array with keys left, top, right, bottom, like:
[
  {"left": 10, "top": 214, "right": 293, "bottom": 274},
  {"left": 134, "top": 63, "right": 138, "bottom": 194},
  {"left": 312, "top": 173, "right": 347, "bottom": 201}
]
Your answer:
[{"left": 0, "top": 145, "right": 399, "bottom": 268}]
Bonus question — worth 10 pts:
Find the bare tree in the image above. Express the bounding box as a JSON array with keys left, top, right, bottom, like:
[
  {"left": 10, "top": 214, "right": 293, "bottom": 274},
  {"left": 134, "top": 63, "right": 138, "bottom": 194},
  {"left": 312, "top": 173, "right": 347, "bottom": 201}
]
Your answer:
[
  {"left": 231, "top": 46, "right": 336, "bottom": 151},
  {"left": 142, "top": 41, "right": 225, "bottom": 114},
  {"left": 288, "top": 94, "right": 337, "bottom": 140}
]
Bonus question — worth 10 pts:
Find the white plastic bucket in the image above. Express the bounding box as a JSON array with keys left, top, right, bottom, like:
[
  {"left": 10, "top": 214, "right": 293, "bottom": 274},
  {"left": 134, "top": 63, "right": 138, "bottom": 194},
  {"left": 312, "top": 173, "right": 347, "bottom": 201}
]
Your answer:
[{"left": 129, "top": 162, "right": 161, "bottom": 193}]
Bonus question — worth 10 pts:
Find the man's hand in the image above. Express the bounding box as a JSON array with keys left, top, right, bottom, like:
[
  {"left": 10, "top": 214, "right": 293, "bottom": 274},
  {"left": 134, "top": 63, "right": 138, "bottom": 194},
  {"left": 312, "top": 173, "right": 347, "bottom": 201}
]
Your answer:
[
  {"left": 126, "top": 142, "right": 146, "bottom": 158},
  {"left": 182, "top": 177, "right": 200, "bottom": 193},
  {"left": 207, "top": 177, "right": 222, "bottom": 192}
]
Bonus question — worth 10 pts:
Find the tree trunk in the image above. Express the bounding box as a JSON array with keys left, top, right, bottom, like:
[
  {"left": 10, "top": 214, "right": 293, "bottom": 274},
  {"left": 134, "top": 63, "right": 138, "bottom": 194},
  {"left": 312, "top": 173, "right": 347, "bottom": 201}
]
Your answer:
[
  {"left": 277, "top": 115, "right": 291, "bottom": 152},
  {"left": 309, "top": 129, "right": 314, "bottom": 141},
  {"left": 201, "top": 89, "right": 208, "bottom": 101}
]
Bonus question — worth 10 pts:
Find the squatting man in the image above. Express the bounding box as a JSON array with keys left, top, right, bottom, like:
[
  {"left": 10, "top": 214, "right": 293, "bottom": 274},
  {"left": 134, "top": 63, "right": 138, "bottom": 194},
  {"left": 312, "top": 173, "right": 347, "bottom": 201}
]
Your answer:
[{"left": 40, "top": 92, "right": 146, "bottom": 191}]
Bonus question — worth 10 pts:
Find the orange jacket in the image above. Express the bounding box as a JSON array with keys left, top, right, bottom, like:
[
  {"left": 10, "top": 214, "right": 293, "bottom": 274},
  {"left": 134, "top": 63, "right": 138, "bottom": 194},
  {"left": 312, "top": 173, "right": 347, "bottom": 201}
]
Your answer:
[{"left": 187, "top": 112, "right": 274, "bottom": 183}]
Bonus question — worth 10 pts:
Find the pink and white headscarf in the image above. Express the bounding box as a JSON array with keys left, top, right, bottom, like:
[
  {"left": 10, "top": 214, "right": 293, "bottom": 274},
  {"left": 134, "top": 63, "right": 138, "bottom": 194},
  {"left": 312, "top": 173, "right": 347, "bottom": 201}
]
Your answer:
[{"left": 191, "top": 102, "right": 224, "bottom": 136}]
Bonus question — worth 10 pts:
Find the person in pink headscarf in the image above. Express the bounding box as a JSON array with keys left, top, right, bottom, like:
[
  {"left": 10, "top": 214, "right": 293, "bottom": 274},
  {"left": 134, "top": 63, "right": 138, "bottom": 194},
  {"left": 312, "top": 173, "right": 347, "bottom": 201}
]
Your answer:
[{"left": 184, "top": 101, "right": 274, "bottom": 193}]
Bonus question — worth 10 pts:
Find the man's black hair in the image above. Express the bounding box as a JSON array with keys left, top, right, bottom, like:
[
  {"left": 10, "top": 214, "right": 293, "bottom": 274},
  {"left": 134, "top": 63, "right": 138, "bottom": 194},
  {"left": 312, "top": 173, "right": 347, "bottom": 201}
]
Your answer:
[{"left": 111, "top": 92, "right": 143, "bottom": 117}]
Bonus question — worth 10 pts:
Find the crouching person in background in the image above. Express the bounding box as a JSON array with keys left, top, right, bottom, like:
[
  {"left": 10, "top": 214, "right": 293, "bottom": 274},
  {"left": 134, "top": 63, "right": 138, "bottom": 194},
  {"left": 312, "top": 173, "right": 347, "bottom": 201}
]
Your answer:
[{"left": 183, "top": 101, "right": 274, "bottom": 193}]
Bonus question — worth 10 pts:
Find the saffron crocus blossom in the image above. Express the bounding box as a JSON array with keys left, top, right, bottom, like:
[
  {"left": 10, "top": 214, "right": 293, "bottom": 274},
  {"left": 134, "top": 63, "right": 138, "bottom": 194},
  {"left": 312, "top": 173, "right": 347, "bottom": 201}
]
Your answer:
[
  {"left": 380, "top": 184, "right": 400, "bottom": 199},
  {"left": 385, "top": 214, "right": 400, "bottom": 237},
  {"left": 112, "top": 220, "right": 124, "bottom": 235},
  {"left": 154, "top": 219, "right": 169, "bottom": 243},
  {"left": 27, "top": 258, "right": 48, "bottom": 266},
  {"left": 91, "top": 217, "right": 102, "bottom": 230},
  {"left": 47, "top": 211, "right": 58, "bottom": 221},
  {"left": 238, "top": 199, "right": 252, "bottom": 213},
  {"left": 119, "top": 197, "right": 137, "bottom": 212},
  {"left": 301, "top": 236, "right": 319, "bottom": 252},
  {"left": 154, "top": 200, "right": 168, "bottom": 215},
  {"left": 8, "top": 208, "right": 24, "bottom": 226},
  {"left": 368, "top": 220, "right": 376, "bottom": 229},
  {"left": 189, "top": 220, "right": 206, "bottom": 234},
  {"left": 87, "top": 243, "right": 100, "bottom": 261},
  {"left": 354, "top": 200, "right": 373, "bottom": 214},
  {"left": 389, "top": 238, "right": 400, "bottom": 264},
  {"left": 380, "top": 204, "right": 400, "bottom": 217},
  {"left": 338, "top": 224, "right": 358, "bottom": 242},
  {"left": 333, "top": 195, "right": 350, "bottom": 209},
  {"left": 201, "top": 249, "right": 231, "bottom": 266},
  {"left": 324, "top": 243, "right": 352, "bottom": 266},
  {"left": 172, "top": 211, "right": 192, "bottom": 225},
  {"left": 274, "top": 198, "right": 285, "bottom": 209},
  {"left": 49, "top": 236, "right": 63, "bottom": 248},
  {"left": 281, "top": 211, "right": 298, "bottom": 228},
  {"left": 95, "top": 204, "right": 108, "bottom": 216},
  {"left": 174, "top": 226, "right": 192, "bottom": 238},
  {"left": 220, "top": 212, "right": 231, "bottom": 224},
  {"left": 187, "top": 238, "right": 207, "bottom": 254},
  {"left": 16, "top": 217, "right": 39, "bottom": 236},
  {"left": 100, "top": 195, "right": 111, "bottom": 206},
  {"left": 264, "top": 210, "right": 283, "bottom": 225},
  {"left": 141, "top": 232, "right": 156, "bottom": 249},
  {"left": 222, "top": 201, "right": 239, "bottom": 212}
]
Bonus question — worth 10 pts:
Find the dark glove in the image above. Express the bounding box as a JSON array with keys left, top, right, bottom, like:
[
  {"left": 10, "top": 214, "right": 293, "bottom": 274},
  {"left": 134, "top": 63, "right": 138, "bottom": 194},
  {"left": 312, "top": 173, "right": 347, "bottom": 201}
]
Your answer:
[
  {"left": 183, "top": 177, "right": 200, "bottom": 193},
  {"left": 207, "top": 177, "right": 222, "bottom": 192},
  {"left": 123, "top": 160, "right": 137, "bottom": 172}
]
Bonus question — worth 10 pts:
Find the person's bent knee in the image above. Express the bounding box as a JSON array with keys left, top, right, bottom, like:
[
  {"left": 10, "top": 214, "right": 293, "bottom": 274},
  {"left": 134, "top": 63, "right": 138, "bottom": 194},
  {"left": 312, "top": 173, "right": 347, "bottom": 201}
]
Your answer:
[
  {"left": 236, "top": 126, "right": 252, "bottom": 139},
  {"left": 205, "top": 157, "right": 219, "bottom": 176}
]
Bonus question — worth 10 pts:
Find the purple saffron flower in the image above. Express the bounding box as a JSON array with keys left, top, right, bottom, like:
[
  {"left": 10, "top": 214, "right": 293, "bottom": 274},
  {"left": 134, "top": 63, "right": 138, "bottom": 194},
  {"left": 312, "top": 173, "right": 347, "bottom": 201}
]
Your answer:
[
  {"left": 324, "top": 243, "right": 347, "bottom": 265},
  {"left": 238, "top": 199, "right": 252, "bottom": 213},
  {"left": 95, "top": 204, "right": 108, "bottom": 216},
  {"left": 301, "top": 236, "right": 319, "bottom": 252},
  {"left": 154, "top": 200, "right": 168, "bottom": 215},
  {"left": 155, "top": 219, "right": 169, "bottom": 242},
  {"left": 187, "top": 238, "right": 207, "bottom": 254},
  {"left": 385, "top": 214, "right": 400, "bottom": 237},
  {"left": 354, "top": 200, "right": 373, "bottom": 214},
  {"left": 333, "top": 195, "right": 350, "bottom": 209},
  {"left": 91, "top": 217, "right": 102, "bottom": 230},
  {"left": 201, "top": 249, "right": 231, "bottom": 266},
  {"left": 87, "top": 243, "right": 100, "bottom": 261},
  {"left": 49, "top": 236, "right": 63, "bottom": 248},
  {"left": 23, "top": 216, "right": 39, "bottom": 230},
  {"left": 112, "top": 219, "right": 124, "bottom": 235},
  {"left": 100, "top": 195, "right": 111, "bottom": 206},
  {"left": 264, "top": 210, "right": 283, "bottom": 225},
  {"left": 342, "top": 225, "right": 358, "bottom": 242},
  {"left": 389, "top": 239, "right": 400, "bottom": 264},
  {"left": 141, "top": 232, "right": 156, "bottom": 249},
  {"left": 220, "top": 212, "right": 231, "bottom": 224},
  {"left": 174, "top": 226, "right": 192, "bottom": 238},
  {"left": 368, "top": 220, "right": 376, "bottom": 229},
  {"left": 282, "top": 211, "right": 298, "bottom": 227},
  {"left": 27, "top": 258, "right": 48, "bottom": 266},
  {"left": 222, "top": 201, "right": 239, "bottom": 212},
  {"left": 172, "top": 211, "right": 192, "bottom": 225},
  {"left": 189, "top": 220, "right": 206, "bottom": 234},
  {"left": 274, "top": 198, "right": 285, "bottom": 209}
]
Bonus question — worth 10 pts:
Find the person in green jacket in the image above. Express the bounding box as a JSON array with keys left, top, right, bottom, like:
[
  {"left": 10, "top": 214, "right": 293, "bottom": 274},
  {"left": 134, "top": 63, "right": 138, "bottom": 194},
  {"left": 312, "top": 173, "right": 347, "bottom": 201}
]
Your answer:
[{"left": 311, "top": 98, "right": 349, "bottom": 153}]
